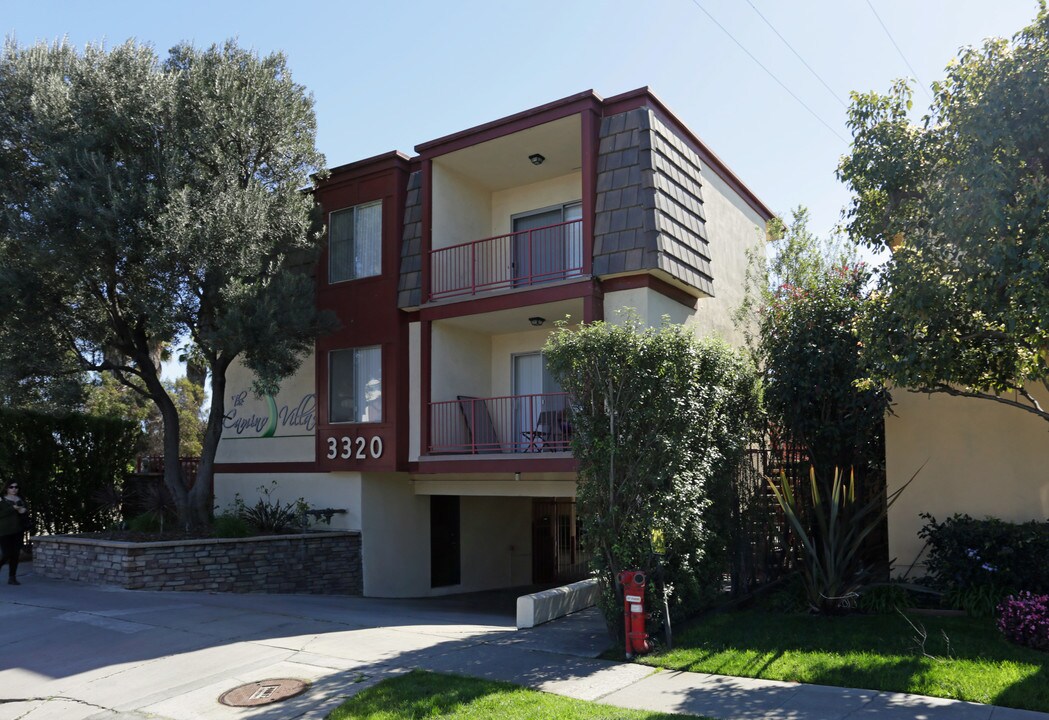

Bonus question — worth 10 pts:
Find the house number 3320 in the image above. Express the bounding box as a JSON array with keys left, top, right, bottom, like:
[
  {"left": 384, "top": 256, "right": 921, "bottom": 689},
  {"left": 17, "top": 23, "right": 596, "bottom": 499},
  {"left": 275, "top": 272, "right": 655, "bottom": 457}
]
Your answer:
[{"left": 327, "top": 436, "right": 383, "bottom": 460}]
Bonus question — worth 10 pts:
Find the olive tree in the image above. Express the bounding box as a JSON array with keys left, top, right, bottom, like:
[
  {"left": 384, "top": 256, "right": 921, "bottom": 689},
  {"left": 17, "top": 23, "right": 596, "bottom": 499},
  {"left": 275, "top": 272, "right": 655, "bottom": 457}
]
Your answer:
[{"left": 0, "top": 39, "right": 330, "bottom": 528}]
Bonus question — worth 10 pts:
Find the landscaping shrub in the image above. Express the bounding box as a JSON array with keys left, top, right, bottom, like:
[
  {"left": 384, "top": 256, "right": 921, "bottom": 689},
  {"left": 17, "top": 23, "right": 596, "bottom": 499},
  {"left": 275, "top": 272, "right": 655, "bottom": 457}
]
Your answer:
[
  {"left": 127, "top": 511, "right": 164, "bottom": 534},
  {"left": 232, "top": 482, "right": 309, "bottom": 533},
  {"left": 769, "top": 466, "right": 915, "bottom": 613},
  {"left": 212, "top": 512, "right": 252, "bottom": 538},
  {"left": 858, "top": 583, "right": 911, "bottom": 614},
  {"left": 918, "top": 514, "right": 1049, "bottom": 600},
  {"left": 997, "top": 592, "right": 1049, "bottom": 652},
  {"left": 0, "top": 409, "right": 140, "bottom": 534}
]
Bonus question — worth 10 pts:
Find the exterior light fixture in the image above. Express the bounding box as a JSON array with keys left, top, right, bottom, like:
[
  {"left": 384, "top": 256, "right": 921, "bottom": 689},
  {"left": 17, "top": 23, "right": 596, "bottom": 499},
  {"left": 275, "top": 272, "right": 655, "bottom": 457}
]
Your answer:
[
  {"left": 514, "top": 472, "right": 521, "bottom": 482},
  {"left": 529, "top": 316, "right": 545, "bottom": 327},
  {"left": 529, "top": 153, "right": 545, "bottom": 166}
]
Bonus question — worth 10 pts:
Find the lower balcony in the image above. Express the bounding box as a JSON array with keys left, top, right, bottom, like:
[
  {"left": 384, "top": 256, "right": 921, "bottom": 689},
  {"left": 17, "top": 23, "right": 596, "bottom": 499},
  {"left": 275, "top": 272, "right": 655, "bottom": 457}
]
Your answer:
[{"left": 429, "top": 392, "right": 571, "bottom": 455}]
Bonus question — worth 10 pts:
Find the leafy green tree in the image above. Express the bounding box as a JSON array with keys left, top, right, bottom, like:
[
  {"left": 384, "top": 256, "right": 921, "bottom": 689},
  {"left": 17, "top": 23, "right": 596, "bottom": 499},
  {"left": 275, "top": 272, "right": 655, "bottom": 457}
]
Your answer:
[
  {"left": 544, "top": 318, "right": 760, "bottom": 637},
  {"left": 739, "top": 208, "right": 887, "bottom": 485},
  {"left": 85, "top": 373, "right": 205, "bottom": 457},
  {"left": 0, "top": 39, "right": 329, "bottom": 528},
  {"left": 838, "top": 7, "right": 1049, "bottom": 422}
]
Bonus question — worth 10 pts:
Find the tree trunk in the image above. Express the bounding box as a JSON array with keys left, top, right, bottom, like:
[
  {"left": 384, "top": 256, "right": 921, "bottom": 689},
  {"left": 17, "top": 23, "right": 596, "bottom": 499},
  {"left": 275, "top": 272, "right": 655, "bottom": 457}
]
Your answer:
[
  {"left": 138, "top": 361, "right": 189, "bottom": 526},
  {"left": 192, "top": 358, "right": 231, "bottom": 530}
]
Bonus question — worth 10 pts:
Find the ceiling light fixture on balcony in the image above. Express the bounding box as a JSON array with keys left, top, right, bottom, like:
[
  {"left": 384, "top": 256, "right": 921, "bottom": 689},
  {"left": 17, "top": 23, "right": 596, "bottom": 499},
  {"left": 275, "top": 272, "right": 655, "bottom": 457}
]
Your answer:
[
  {"left": 529, "top": 316, "right": 545, "bottom": 327},
  {"left": 528, "top": 153, "right": 545, "bottom": 166}
]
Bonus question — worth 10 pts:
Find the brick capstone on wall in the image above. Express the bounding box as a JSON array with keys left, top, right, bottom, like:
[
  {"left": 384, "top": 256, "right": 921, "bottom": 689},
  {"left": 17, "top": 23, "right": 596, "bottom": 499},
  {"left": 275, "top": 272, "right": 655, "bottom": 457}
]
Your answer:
[{"left": 32, "top": 532, "right": 362, "bottom": 595}]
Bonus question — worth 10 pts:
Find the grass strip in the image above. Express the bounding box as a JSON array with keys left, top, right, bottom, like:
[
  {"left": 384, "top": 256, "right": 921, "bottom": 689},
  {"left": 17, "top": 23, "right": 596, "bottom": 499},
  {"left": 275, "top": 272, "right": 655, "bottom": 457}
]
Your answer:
[
  {"left": 636, "top": 609, "right": 1049, "bottom": 712},
  {"left": 329, "top": 669, "right": 709, "bottom": 719}
]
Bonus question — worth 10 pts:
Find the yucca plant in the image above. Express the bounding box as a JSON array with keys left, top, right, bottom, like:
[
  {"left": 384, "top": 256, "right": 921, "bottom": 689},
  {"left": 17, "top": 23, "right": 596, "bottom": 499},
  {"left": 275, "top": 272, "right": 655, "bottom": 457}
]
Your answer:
[{"left": 768, "top": 466, "right": 918, "bottom": 613}]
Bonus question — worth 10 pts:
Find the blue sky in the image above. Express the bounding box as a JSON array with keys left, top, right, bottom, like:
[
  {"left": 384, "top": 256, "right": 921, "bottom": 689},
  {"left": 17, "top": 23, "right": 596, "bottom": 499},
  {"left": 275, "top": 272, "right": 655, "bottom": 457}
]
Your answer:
[{"left": 6, "top": 0, "right": 1039, "bottom": 242}]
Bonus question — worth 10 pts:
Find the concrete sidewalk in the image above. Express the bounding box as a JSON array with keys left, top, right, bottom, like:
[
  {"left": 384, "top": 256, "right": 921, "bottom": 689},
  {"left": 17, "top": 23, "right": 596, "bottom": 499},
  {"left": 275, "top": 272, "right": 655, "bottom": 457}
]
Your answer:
[{"left": 0, "top": 567, "right": 1045, "bottom": 720}]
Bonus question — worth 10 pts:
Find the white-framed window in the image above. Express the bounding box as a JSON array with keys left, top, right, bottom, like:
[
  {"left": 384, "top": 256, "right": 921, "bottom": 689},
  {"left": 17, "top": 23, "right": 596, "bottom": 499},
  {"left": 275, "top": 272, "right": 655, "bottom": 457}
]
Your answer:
[
  {"left": 329, "top": 200, "right": 382, "bottom": 283},
  {"left": 329, "top": 346, "right": 382, "bottom": 423}
]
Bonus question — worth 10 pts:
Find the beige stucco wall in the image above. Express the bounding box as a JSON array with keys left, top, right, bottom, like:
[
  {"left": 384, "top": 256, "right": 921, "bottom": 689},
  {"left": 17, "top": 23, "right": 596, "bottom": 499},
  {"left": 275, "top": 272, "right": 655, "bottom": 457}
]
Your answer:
[
  {"left": 360, "top": 473, "right": 430, "bottom": 597},
  {"left": 490, "top": 172, "right": 582, "bottom": 235},
  {"left": 213, "top": 471, "right": 362, "bottom": 533},
  {"left": 693, "top": 160, "right": 767, "bottom": 347},
  {"left": 431, "top": 163, "right": 491, "bottom": 250},
  {"left": 359, "top": 475, "right": 533, "bottom": 596},
  {"left": 216, "top": 356, "right": 316, "bottom": 464},
  {"left": 430, "top": 322, "right": 492, "bottom": 402},
  {"left": 887, "top": 387, "right": 1049, "bottom": 577},
  {"left": 490, "top": 328, "right": 554, "bottom": 398},
  {"left": 597, "top": 161, "right": 764, "bottom": 348}
]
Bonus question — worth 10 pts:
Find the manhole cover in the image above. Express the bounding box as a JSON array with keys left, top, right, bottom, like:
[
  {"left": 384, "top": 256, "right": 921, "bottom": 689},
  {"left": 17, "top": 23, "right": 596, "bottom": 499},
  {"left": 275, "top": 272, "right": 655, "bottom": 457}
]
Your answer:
[{"left": 218, "top": 678, "right": 310, "bottom": 707}]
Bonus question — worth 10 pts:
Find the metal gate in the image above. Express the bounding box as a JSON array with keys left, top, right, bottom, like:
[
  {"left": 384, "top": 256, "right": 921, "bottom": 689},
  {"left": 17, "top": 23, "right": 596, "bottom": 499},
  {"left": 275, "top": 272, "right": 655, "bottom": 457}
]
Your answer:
[{"left": 532, "top": 498, "right": 588, "bottom": 584}]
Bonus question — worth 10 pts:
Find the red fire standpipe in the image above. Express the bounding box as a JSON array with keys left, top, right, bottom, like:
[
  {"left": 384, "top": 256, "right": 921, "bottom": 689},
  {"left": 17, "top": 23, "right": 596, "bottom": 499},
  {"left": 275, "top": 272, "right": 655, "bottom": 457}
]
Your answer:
[{"left": 618, "top": 570, "right": 652, "bottom": 659}]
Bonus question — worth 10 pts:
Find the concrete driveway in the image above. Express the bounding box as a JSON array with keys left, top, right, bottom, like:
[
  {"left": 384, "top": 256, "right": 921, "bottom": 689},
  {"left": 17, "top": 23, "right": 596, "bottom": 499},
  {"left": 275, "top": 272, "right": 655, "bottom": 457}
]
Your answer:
[
  {"left": 3, "top": 568, "right": 1047, "bottom": 720},
  {"left": 0, "top": 569, "right": 617, "bottom": 720}
]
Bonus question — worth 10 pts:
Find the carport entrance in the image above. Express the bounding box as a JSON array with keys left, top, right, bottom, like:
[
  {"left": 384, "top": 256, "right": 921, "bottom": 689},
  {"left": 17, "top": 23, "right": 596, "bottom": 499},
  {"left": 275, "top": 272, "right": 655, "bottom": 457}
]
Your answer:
[{"left": 532, "top": 498, "right": 587, "bottom": 584}]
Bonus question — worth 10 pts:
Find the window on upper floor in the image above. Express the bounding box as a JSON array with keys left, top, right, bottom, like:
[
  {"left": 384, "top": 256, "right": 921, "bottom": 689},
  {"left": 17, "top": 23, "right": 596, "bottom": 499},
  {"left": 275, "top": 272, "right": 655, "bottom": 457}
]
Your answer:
[
  {"left": 329, "top": 346, "right": 382, "bottom": 423},
  {"left": 329, "top": 200, "right": 382, "bottom": 283}
]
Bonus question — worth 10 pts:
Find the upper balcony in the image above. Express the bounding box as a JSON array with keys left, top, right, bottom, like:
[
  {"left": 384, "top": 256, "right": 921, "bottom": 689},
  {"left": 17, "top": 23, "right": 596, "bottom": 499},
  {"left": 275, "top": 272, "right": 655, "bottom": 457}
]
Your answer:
[
  {"left": 429, "top": 219, "right": 583, "bottom": 301},
  {"left": 427, "top": 114, "right": 585, "bottom": 306}
]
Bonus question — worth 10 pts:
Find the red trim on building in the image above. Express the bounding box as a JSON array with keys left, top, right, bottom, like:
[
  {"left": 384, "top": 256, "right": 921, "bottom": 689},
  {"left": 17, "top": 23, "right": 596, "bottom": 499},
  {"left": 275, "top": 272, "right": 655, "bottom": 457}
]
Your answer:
[
  {"left": 323, "top": 150, "right": 413, "bottom": 183},
  {"left": 411, "top": 457, "right": 577, "bottom": 474},
  {"left": 601, "top": 273, "right": 700, "bottom": 309},
  {"left": 421, "top": 278, "right": 596, "bottom": 322},
  {"left": 313, "top": 154, "right": 411, "bottom": 474},
  {"left": 415, "top": 91, "right": 603, "bottom": 157},
  {"left": 419, "top": 318, "right": 431, "bottom": 465}
]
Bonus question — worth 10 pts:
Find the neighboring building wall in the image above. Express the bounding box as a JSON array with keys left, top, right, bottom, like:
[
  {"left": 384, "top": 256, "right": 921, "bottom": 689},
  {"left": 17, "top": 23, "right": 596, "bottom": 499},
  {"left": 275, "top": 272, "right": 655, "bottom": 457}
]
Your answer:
[
  {"left": 887, "top": 387, "right": 1049, "bottom": 577},
  {"left": 216, "top": 357, "right": 317, "bottom": 464}
]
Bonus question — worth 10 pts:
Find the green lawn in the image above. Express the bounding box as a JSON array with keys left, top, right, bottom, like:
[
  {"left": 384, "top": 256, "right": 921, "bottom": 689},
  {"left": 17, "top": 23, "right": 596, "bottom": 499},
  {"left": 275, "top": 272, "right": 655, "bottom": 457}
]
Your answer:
[
  {"left": 329, "top": 670, "right": 708, "bottom": 720},
  {"left": 634, "top": 609, "right": 1049, "bottom": 712}
]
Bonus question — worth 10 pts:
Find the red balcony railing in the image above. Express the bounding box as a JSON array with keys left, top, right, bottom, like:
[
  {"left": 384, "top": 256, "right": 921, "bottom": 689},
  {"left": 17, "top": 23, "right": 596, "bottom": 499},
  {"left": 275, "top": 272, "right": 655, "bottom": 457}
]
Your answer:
[
  {"left": 429, "top": 219, "right": 583, "bottom": 301},
  {"left": 429, "top": 392, "right": 572, "bottom": 454}
]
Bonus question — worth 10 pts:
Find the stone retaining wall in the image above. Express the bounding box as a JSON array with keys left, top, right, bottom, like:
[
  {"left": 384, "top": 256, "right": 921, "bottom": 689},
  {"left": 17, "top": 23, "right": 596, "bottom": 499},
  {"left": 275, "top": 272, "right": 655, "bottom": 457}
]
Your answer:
[{"left": 32, "top": 532, "right": 362, "bottom": 595}]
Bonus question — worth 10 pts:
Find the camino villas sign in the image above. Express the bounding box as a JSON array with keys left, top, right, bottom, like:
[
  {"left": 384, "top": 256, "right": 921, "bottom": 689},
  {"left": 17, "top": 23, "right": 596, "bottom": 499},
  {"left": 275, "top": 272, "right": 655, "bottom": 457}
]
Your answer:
[{"left": 223, "top": 390, "right": 317, "bottom": 438}]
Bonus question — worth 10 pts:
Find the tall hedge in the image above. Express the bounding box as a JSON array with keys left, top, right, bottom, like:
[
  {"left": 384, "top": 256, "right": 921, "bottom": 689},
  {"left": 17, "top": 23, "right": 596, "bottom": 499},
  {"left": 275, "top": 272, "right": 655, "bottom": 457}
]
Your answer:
[
  {"left": 0, "top": 409, "right": 140, "bottom": 534},
  {"left": 545, "top": 319, "right": 761, "bottom": 637}
]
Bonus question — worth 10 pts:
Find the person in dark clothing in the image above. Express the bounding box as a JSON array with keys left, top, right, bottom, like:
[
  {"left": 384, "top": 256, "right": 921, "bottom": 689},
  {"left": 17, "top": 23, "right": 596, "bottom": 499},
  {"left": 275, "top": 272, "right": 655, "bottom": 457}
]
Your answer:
[{"left": 0, "top": 481, "right": 28, "bottom": 585}]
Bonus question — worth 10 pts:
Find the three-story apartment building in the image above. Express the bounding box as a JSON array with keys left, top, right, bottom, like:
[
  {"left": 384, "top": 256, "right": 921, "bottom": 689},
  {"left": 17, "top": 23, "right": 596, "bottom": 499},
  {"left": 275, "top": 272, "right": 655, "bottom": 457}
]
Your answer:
[{"left": 214, "top": 88, "right": 773, "bottom": 597}]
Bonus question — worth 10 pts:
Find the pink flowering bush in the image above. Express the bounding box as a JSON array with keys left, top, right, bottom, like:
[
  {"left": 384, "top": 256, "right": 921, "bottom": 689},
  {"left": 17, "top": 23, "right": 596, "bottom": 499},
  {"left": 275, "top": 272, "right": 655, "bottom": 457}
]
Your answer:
[{"left": 997, "top": 592, "right": 1049, "bottom": 652}]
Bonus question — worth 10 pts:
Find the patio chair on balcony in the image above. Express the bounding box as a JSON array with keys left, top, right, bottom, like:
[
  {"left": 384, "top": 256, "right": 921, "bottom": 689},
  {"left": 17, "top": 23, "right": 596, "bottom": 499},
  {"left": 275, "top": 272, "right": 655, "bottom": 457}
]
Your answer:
[
  {"left": 536, "top": 409, "right": 572, "bottom": 452},
  {"left": 457, "top": 396, "right": 502, "bottom": 454}
]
